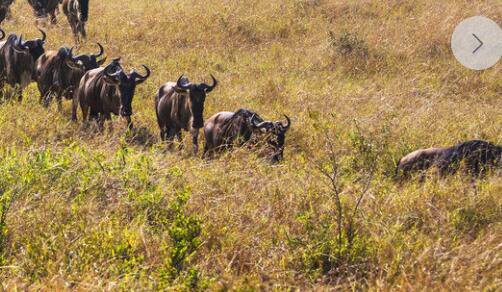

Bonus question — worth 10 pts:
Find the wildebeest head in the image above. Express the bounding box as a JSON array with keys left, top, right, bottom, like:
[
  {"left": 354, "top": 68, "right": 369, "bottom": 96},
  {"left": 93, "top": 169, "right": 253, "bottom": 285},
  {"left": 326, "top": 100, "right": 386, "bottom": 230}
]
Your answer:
[
  {"left": 104, "top": 61, "right": 151, "bottom": 117},
  {"left": 251, "top": 114, "right": 291, "bottom": 163},
  {"left": 174, "top": 74, "right": 218, "bottom": 129},
  {"left": 65, "top": 43, "right": 106, "bottom": 71},
  {"left": 13, "top": 29, "right": 46, "bottom": 61}
]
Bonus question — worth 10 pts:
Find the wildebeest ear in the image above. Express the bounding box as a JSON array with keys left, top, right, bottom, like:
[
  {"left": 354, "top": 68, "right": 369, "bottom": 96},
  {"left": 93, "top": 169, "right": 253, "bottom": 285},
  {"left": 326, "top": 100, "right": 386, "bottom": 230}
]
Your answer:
[
  {"left": 65, "top": 58, "right": 83, "bottom": 70},
  {"left": 97, "top": 57, "right": 107, "bottom": 66}
]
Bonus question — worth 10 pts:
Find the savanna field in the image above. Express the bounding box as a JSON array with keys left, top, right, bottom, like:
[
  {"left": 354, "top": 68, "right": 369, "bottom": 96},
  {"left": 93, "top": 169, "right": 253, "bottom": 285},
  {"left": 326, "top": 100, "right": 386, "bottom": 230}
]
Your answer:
[{"left": 0, "top": 0, "right": 501, "bottom": 290}]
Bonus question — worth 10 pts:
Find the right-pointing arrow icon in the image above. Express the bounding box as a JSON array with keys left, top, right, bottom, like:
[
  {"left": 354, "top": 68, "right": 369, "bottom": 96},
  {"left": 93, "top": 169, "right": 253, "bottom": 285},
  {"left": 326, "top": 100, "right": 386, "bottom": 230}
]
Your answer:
[
  {"left": 472, "top": 33, "right": 483, "bottom": 54},
  {"left": 451, "top": 16, "right": 502, "bottom": 70}
]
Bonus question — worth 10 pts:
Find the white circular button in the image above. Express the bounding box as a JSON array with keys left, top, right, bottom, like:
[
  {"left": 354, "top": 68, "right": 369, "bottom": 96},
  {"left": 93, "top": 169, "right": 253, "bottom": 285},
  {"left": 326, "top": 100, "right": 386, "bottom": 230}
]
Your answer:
[{"left": 451, "top": 16, "right": 502, "bottom": 70}]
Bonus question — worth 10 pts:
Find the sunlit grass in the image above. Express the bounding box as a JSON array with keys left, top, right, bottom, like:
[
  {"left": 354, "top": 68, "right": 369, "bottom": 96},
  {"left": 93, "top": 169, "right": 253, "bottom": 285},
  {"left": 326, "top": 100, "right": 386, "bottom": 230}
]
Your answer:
[{"left": 0, "top": 0, "right": 500, "bottom": 289}]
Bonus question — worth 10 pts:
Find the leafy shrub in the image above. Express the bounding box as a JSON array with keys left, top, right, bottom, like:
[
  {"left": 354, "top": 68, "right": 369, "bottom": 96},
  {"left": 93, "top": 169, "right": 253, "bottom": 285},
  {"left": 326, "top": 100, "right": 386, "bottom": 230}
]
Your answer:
[
  {"left": 158, "top": 188, "right": 207, "bottom": 290},
  {"left": 328, "top": 30, "right": 387, "bottom": 75},
  {"left": 329, "top": 31, "right": 369, "bottom": 58}
]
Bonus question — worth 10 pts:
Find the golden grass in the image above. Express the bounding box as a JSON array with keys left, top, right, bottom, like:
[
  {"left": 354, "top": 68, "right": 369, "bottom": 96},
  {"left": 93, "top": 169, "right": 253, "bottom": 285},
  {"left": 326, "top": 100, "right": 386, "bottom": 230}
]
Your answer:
[{"left": 0, "top": 0, "right": 501, "bottom": 290}]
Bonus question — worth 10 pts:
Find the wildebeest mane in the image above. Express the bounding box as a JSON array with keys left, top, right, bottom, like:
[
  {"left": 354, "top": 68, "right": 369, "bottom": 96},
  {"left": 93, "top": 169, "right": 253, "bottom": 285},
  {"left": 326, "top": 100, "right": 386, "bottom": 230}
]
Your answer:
[{"left": 221, "top": 108, "right": 262, "bottom": 146}]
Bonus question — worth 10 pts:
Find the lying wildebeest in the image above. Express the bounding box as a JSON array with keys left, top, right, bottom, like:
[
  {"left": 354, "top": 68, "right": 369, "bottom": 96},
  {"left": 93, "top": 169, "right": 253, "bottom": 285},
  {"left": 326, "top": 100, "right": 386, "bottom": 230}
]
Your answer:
[
  {"left": 203, "top": 109, "right": 291, "bottom": 163},
  {"left": 447, "top": 140, "right": 502, "bottom": 175},
  {"left": 72, "top": 58, "right": 150, "bottom": 129},
  {"left": 395, "top": 147, "right": 452, "bottom": 180},
  {"left": 0, "top": 30, "right": 46, "bottom": 101},
  {"left": 155, "top": 74, "right": 217, "bottom": 154},
  {"left": 62, "top": 0, "right": 88, "bottom": 42},
  {"left": 395, "top": 140, "right": 502, "bottom": 180},
  {"left": 35, "top": 43, "right": 106, "bottom": 108},
  {"left": 0, "top": 0, "right": 14, "bottom": 24},
  {"left": 27, "top": 0, "right": 61, "bottom": 24}
]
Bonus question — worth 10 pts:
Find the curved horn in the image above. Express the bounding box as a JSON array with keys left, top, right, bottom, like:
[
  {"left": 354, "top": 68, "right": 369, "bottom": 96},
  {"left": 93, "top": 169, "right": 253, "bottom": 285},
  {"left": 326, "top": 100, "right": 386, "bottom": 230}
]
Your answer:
[
  {"left": 281, "top": 115, "right": 291, "bottom": 130},
  {"left": 251, "top": 114, "right": 267, "bottom": 129},
  {"left": 38, "top": 29, "right": 46, "bottom": 42},
  {"left": 14, "top": 34, "right": 26, "bottom": 51},
  {"left": 133, "top": 65, "right": 150, "bottom": 80},
  {"left": 65, "top": 47, "right": 83, "bottom": 69},
  {"left": 104, "top": 62, "right": 121, "bottom": 78},
  {"left": 201, "top": 74, "right": 217, "bottom": 92},
  {"left": 68, "top": 46, "right": 75, "bottom": 59},
  {"left": 0, "top": 29, "right": 5, "bottom": 41},
  {"left": 94, "top": 42, "right": 104, "bottom": 58},
  {"left": 176, "top": 75, "right": 191, "bottom": 90}
]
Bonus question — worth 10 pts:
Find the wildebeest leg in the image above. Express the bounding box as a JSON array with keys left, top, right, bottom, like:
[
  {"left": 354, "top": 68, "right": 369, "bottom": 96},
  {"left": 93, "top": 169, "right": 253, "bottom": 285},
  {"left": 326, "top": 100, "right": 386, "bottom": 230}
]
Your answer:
[
  {"left": 14, "top": 85, "right": 23, "bottom": 102},
  {"left": 56, "top": 92, "right": 63, "bottom": 111},
  {"left": 159, "top": 128, "right": 166, "bottom": 141},
  {"left": 191, "top": 128, "right": 200, "bottom": 155},
  {"left": 81, "top": 104, "right": 91, "bottom": 125},
  {"left": 125, "top": 116, "right": 133, "bottom": 130},
  {"left": 177, "top": 132, "right": 184, "bottom": 150},
  {"left": 72, "top": 94, "right": 80, "bottom": 121},
  {"left": 202, "top": 144, "right": 214, "bottom": 160},
  {"left": 49, "top": 10, "right": 57, "bottom": 24},
  {"left": 79, "top": 21, "right": 87, "bottom": 40},
  {"left": 165, "top": 128, "right": 176, "bottom": 150},
  {"left": 69, "top": 17, "right": 79, "bottom": 43},
  {"left": 98, "top": 113, "right": 111, "bottom": 131}
]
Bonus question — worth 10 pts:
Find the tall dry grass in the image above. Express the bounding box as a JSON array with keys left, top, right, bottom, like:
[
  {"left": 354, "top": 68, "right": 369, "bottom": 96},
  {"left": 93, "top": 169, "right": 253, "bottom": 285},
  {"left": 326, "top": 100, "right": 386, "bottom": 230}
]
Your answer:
[{"left": 0, "top": 0, "right": 500, "bottom": 290}]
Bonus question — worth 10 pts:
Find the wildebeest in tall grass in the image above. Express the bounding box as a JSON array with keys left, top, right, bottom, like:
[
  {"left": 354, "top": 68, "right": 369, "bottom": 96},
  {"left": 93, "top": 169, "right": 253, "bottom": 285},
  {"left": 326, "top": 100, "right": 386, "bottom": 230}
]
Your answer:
[
  {"left": 0, "top": 29, "right": 46, "bottom": 101},
  {"left": 62, "top": 0, "right": 88, "bottom": 42},
  {"left": 395, "top": 140, "right": 502, "bottom": 180},
  {"left": 72, "top": 58, "right": 150, "bottom": 129},
  {"left": 35, "top": 43, "right": 106, "bottom": 109},
  {"left": 446, "top": 140, "right": 502, "bottom": 175},
  {"left": 27, "top": 0, "right": 62, "bottom": 24},
  {"left": 155, "top": 74, "right": 217, "bottom": 154},
  {"left": 203, "top": 109, "right": 291, "bottom": 163},
  {"left": 0, "top": 0, "right": 14, "bottom": 24}
]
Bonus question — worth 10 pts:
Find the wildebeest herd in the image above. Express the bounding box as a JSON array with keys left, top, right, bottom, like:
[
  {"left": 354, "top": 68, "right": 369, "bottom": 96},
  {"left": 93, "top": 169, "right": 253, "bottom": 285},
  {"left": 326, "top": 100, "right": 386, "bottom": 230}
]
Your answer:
[
  {"left": 0, "top": 2, "right": 500, "bottom": 180},
  {"left": 1, "top": 0, "right": 88, "bottom": 41}
]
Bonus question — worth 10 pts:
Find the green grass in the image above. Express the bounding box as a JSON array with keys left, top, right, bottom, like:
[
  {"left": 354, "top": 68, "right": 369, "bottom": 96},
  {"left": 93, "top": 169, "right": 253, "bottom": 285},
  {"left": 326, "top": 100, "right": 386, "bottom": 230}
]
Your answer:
[{"left": 0, "top": 0, "right": 501, "bottom": 289}]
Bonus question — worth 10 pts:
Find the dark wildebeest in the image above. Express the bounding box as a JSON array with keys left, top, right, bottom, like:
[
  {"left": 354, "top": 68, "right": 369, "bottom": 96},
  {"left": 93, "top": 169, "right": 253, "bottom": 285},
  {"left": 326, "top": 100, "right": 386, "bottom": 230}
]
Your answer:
[
  {"left": 395, "top": 140, "right": 502, "bottom": 180},
  {"left": 203, "top": 109, "right": 291, "bottom": 163},
  {"left": 395, "top": 147, "right": 452, "bottom": 180},
  {"left": 72, "top": 58, "right": 150, "bottom": 129},
  {"left": 155, "top": 75, "right": 217, "bottom": 154},
  {"left": 27, "top": 0, "right": 61, "bottom": 24},
  {"left": 0, "top": 0, "right": 14, "bottom": 24},
  {"left": 0, "top": 30, "right": 46, "bottom": 101},
  {"left": 446, "top": 140, "right": 502, "bottom": 176},
  {"left": 35, "top": 43, "right": 106, "bottom": 109},
  {"left": 62, "top": 0, "right": 88, "bottom": 42}
]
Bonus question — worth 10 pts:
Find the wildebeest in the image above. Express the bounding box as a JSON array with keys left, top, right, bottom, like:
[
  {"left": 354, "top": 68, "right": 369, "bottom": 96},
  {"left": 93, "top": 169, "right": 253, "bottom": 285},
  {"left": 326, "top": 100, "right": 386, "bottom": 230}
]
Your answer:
[
  {"left": 155, "top": 75, "right": 217, "bottom": 154},
  {"left": 62, "top": 0, "right": 88, "bottom": 42},
  {"left": 35, "top": 43, "right": 106, "bottom": 108},
  {"left": 72, "top": 58, "right": 150, "bottom": 129},
  {"left": 395, "top": 147, "right": 452, "bottom": 180},
  {"left": 395, "top": 140, "right": 502, "bottom": 180},
  {"left": 447, "top": 140, "right": 502, "bottom": 175},
  {"left": 203, "top": 109, "right": 291, "bottom": 163},
  {"left": 27, "top": 0, "right": 61, "bottom": 24},
  {"left": 0, "top": 0, "right": 14, "bottom": 24},
  {"left": 0, "top": 29, "right": 46, "bottom": 101}
]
